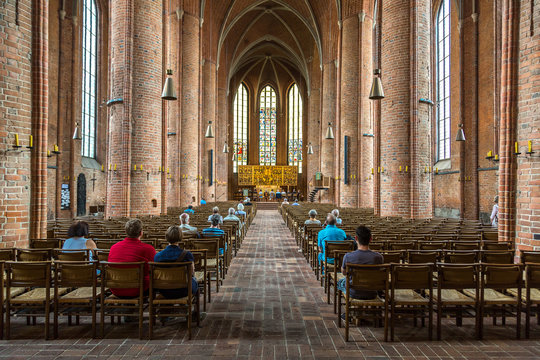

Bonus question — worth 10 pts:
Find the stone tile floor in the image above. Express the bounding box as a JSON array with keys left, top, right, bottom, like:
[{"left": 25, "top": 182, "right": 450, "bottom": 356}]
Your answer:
[{"left": 1, "top": 210, "right": 539, "bottom": 359}]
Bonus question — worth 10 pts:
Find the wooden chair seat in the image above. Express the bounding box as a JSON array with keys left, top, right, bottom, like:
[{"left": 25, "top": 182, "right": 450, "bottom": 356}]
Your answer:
[
  {"left": 463, "top": 288, "right": 516, "bottom": 304},
  {"left": 433, "top": 289, "right": 475, "bottom": 305},
  {"left": 206, "top": 258, "right": 218, "bottom": 267},
  {"left": 60, "top": 287, "right": 102, "bottom": 303},
  {"left": 3, "top": 287, "right": 26, "bottom": 299},
  {"left": 194, "top": 271, "right": 205, "bottom": 283},
  {"left": 329, "top": 272, "right": 345, "bottom": 282},
  {"left": 11, "top": 287, "right": 68, "bottom": 303},
  {"left": 349, "top": 296, "right": 385, "bottom": 307},
  {"left": 507, "top": 288, "right": 540, "bottom": 303},
  {"left": 104, "top": 294, "right": 144, "bottom": 305},
  {"left": 393, "top": 289, "right": 429, "bottom": 305},
  {"left": 152, "top": 293, "right": 190, "bottom": 305}
]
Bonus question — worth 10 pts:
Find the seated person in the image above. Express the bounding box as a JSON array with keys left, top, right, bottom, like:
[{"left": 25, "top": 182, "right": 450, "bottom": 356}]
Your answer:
[
  {"left": 332, "top": 209, "right": 343, "bottom": 225},
  {"left": 243, "top": 197, "right": 253, "bottom": 206},
  {"left": 184, "top": 205, "right": 195, "bottom": 214},
  {"left": 108, "top": 219, "right": 156, "bottom": 297},
  {"left": 236, "top": 203, "right": 247, "bottom": 219},
  {"left": 154, "top": 226, "right": 198, "bottom": 299},
  {"left": 304, "top": 209, "right": 321, "bottom": 226},
  {"left": 337, "top": 225, "right": 383, "bottom": 301},
  {"left": 292, "top": 198, "right": 300, "bottom": 206},
  {"left": 282, "top": 198, "right": 289, "bottom": 205},
  {"left": 200, "top": 198, "right": 207, "bottom": 205},
  {"left": 207, "top": 206, "right": 223, "bottom": 224},
  {"left": 179, "top": 213, "right": 198, "bottom": 236},
  {"left": 224, "top": 207, "right": 243, "bottom": 232},
  {"left": 202, "top": 214, "right": 226, "bottom": 255},
  {"left": 317, "top": 213, "right": 347, "bottom": 266},
  {"left": 63, "top": 220, "right": 97, "bottom": 260},
  {"left": 276, "top": 191, "right": 282, "bottom": 200}
]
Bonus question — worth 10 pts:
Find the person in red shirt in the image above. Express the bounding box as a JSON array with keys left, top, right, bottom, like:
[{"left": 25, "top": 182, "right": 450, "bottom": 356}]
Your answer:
[{"left": 108, "top": 218, "right": 156, "bottom": 297}]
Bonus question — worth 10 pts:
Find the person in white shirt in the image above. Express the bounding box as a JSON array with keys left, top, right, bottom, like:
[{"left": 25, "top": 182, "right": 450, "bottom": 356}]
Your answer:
[
  {"left": 490, "top": 195, "right": 499, "bottom": 228},
  {"left": 178, "top": 213, "right": 198, "bottom": 236},
  {"left": 207, "top": 206, "right": 223, "bottom": 224},
  {"left": 282, "top": 198, "right": 289, "bottom": 206},
  {"left": 332, "top": 209, "right": 343, "bottom": 225}
]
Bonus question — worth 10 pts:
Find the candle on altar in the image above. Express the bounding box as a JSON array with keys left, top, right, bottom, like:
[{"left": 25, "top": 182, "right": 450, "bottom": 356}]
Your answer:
[
  {"left": 14, "top": 134, "right": 20, "bottom": 147},
  {"left": 528, "top": 141, "right": 532, "bottom": 153},
  {"left": 515, "top": 142, "right": 519, "bottom": 154}
]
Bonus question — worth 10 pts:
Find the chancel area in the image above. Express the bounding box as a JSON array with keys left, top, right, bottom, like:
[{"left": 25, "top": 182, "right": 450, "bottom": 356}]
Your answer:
[{"left": 0, "top": 0, "right": 539, "bottom": 357}]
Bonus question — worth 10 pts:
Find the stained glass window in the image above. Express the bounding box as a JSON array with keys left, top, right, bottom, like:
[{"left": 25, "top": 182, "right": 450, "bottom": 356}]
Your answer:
[
  {"left": 287, "top": 84, "right": 303, "bottom": 173},
  {"left": 233, "top": 83, "right": 248, "bottom": 173},
  {"left": 436, "top": 0, "right": 451, "bottom": 160},
  {"left": 81, "top": 0, "right": 98, "bottom": 158},
  {"left": 259, "top": 86, "right": 277, "bottom": 166}
]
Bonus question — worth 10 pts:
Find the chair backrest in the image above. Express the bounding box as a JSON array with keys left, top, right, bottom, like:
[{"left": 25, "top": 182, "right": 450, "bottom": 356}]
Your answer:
[
  {"left": 408, "top": 251, "right": 439, "bottom": 264},
  {"left": 95, "top": 240, "right": 117, "bottom": 250},
  {"left": 6, "top": 261, "right": 51, "bottom": 288},
  {"left": 93, "top": 249, "right": 110, "bottom": 262},
  {"left": 30, "top": 239, "right": 61, "bottom": 249},
  {"left": 369, "top": 242, "right": 385, "bottom": 251},
  {"left": 346, "top": 264, "right": 390, "bottom": 292},
  {"left": 0, "top": 248, "right": 15, "bottom": 261},
  {"left": 149, "top": 262, "right": 191, "bottom": 290},
  {"left": 437, "top": 263, "right": 478, "bottom": 289},
  {"left": 190, "top": 239, "right": 219, "bottom": 258},
  {"left": 100, "top": 262, "right": 144, "bottom": 289},
  {"left": 189, "top": 250, "right": 207, "bottom": 272},
  {"left": 453, "top": 241, "right": 481, "bottom": 250},
  {"left": 53, "top": 249, "right": 90, "bottom": 261},
  {"left": 16, "top": 248, "right": 51, "bottom": 262},
  {"left": 521, "top": 251, "right": 540, "bottom": 264},
  {"left": 418, "top": 241, "right": 448, "bottom": 250},
  {"left": 482, "top": 264, "right": 522, "bottom": 289},
  {"left": 391, "top": 264, "right": 433, "bottom": 290},
  {"left": 481, "top": 251, "right": 515, "bottom": 264},
  {"left": 483, "top": 242, "right": 512, "bottom": 251},
  {"left": 444, "top": 250, "right": 477, "bottom": 264},
  {"left": 325, "top": 241, "right": 355, "bottom": 259},
  {"left": 525, "top": 263, "right": 540, "bottom": 288},
  {"left": 380, "top": 251, "right": 402, "bottom": 264},
  {"left": 54, "top": 261, "right": 97, "bottom": 288},
  {"left": 389, "top": 241, "right": 416, "bottom": 251}
]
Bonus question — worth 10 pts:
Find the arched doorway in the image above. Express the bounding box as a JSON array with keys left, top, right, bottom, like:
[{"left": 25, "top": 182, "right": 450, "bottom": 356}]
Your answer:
[{"left": 77, "top": 173, "right": 87, "bottom": 216}]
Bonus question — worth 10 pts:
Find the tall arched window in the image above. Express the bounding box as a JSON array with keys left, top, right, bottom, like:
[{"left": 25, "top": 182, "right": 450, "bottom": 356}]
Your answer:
[
  {"left": 436, "top": 0, "right": 451, "bottom": 160},
  {"left": 81, "top": 0, "right": 98, "bottom": 158},
  {"left": 233, "top": 83, "right": 248, "bottom": 173},
  {"left": 259, "top": 85, "right": 277, "bottom": 166},
  {"left": 287, "top": 84, "right": 303, "bottom": 173}
]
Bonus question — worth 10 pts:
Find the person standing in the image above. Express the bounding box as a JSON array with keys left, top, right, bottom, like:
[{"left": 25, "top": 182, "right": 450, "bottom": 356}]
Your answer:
[{"left": 490, "top": 195, "right": 499, "bottom": 228}]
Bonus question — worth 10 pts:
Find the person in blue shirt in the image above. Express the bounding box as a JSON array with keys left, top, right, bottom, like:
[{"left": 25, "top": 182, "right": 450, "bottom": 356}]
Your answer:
[
  {"left": 236, "top": 203, "right": 247, "bottom": 218},
  {"left": 202, "top": 214, "right": 225, "bottom": 255},
  {"left": 318, "top": 213, "right": 347, "bottom": 266},
  {"left": 184, "top": 205, "right": 195, "bottom": 214},
  {"left": 63, "top": 221, "right": 97, "bottom": 260},
  {"left": 292, "top": 198, "right": 300, "bottom": 206},
  {"left": 154, "top": 226, "right": 198, "bottom": 299},
  {"left": 200, "top": 198, "right": 207, "bottom": 205},
  {"left": 332, "top": 209, "right": 343, "bottom": 225}
]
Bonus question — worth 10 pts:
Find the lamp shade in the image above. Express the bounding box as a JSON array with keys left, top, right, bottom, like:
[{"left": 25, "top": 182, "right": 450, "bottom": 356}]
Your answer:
[
  {"left": 307, "top": 143, "right": 314, "bottom": 155},
  {"left": 222, "top": 142, "right": 229, "bottom": 153},
  {"left": 205, "top": 121, "right": 215, "bottom": 138},
  {"left": 369, "top": 69, "right": 385, "bottom": 100},
  {"left": 456, "top": 124, "right": 466, "bottom": 142},
  {"left": 161, "top": 69, "right": 177, "bottom": 100},
  {"left": 72, "top": 123, "right": 82, "bottom": 140},
  {"left": 325, "top": 123, "right": 334, "bottom": 140}
]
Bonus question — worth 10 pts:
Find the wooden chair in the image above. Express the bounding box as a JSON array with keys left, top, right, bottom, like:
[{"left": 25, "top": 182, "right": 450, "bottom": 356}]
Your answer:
[
  {"left": 190, "top": 240, "right": 220, "bottom": 293},
  {"left": 453, "top": 241, "right": 481, "bottom": 251},
  {"left": 338, "top": 264, "right": 390, "bottom": 342},
  {"left": 390, "top": 264, "right": 434, "bottom": 341},
  {"left": 521, "top": 251, "right": 540, "bottom": 264},
  {"left": 99, "top": 262, "right": 146, "bottom": 339},
  {"left": 435, "top": 263, "right": 480, "bottom": 340},
  {"left": 323, "top": 241, "right": 355, "bottom": 289},
  {"left": 483, "top": 242, "right": 512, "bottom": 251},
  {"left": 329, "top": 251, "right": 348, "bottom": 313},
  {"left": 469, "top": 264, "right": 523, "bottom": 339},
  {"left": 53, "top": 261, "right": 99, "bottom": 338},
  {"left": 380, "top": 251, "right": 403, "bottom": 264},
  {"left": 93, "top": 249, "right": 110, "bottom": 262},
  {"left": 15, "top": 248, "right": 52, "bottom": 262},
  {"left": 190, "top": 250, "right": 210, "bottom": 310},
  {"left": 389, "top": 241, "right": 416, "bottom": 251},
  {"left": 418, "top": 241, "right": 448, "bottom": 251},
  {"left": 95, "top": 240, "right": 117, "bottom": 250},
  {"left": 523, "top": 263, "right": 540, "bottom": 338},
  {"left": 5, "top": 261, "right": 63, "bottom": 339},
  {"left": 407, "top": 251, "right": 439, "bottom": 264},
  {"left": 148, "top": 262, "right": 200, "bottom": 339},
  {"left": 30, "top": 239, "right": 61, "bottom": 249},
  {"left": 0, "top": 249, "right": 15, "bottom": 261},
  {"left": 443, "top": 250, "right": 478, "bottom": 264},
  {"left": 53, "top": 249, "right": 91, "bottom": 261},
  {"left": 481, "top": 251, "right": 515, "bottom": 264}
]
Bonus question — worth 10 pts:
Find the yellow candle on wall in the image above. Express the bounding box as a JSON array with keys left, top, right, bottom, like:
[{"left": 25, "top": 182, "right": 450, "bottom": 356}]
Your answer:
[
  {"left": 114, "top": 164, "right": 117, "bottom": 171},
  {"left": 494, "top": 154, "right": 499, "bottom": 160},
  {"left": 54, "top": 144, "right": 59, "bottom": 153},
  {"left": 109, "top": 164, "right": 111, "bottom": 171},
  {"left": 405, "top": 166, "right": 408, "bottom": 172},
  {"left": 29, "top": 135, "right": 33, "bottom": 148},
  {"left": 487, "top": 150, "right": 493, "bottom": 157},
  {"left": 424, "top": 166, "right": 428, "bottom": 173},
  {"left": 381, "top": 167, "right": 384, "bottom": 173},
  {"left": 435, "top": 168, "right": 439, "bottom": 174},
  {"left": 399, "top": 165, "right": 402, "bottom": 172},
  {"left": 101, "top": 164, "right": 104, "bottom": 171},
  {"left": 14, "top": 133, "right": 19, "bottom": 147},
  {"left": 134, "top": 165, "right": 137, "bottom": 171},
  {"left": 167, "top": 168, "right": 170, "bottom": 174},
  {"left": 515, "top": 141, "right": 519, "bottom": 154},
  {"left": 371, "top": 168, "right": 374, "bottom": 174},
  {"left": 377, "top": 167, "right": 380, "bottom": 173},
  {"left": 528, "top": 141, "right": 532, "bottom": 153},
  {"left": 140, "top": 165, "right": 143, "bottom": 171},
  {"left": 47, "top": 150, "right": 51, "bottom": 157}
]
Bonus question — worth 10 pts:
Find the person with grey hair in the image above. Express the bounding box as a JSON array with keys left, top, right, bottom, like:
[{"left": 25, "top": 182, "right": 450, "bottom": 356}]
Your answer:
[
  {"left": 332, "top": 209, "right": 343, "bottom": 225},
  {"left": 490, "top": 195, "right": 499, "bottom": 227},
  {"left": 179, "top": 213, "right": 198, "bottom": 236},
  {"left": 236, "top": 203, "right": 247, "bottom": 218},
  {"left": 207, "top": 206, "right": 223, "bottom": 224},
  {"left": 305, "top": 209, "right": 321, "bottom": 225},
  {"left": 224, "top": 207, "right": 243, "bottom": 234}
]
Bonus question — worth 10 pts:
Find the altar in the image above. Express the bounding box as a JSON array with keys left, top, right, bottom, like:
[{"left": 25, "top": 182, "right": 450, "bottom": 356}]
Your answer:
[{"left": 238, "top": 165, "right": 298, "bottom": 186}]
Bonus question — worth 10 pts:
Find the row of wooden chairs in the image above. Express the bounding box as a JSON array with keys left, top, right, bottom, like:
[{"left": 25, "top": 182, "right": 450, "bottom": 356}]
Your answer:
[{"left": 338, "top": 263, "right": 540, "bottom": 341}]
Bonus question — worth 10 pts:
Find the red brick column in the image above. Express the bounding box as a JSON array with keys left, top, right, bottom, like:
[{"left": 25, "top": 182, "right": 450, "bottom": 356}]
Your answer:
[
  {"left": 306, "top": 58, "right": 321, "bottom": 200},
  {"left": 180, "top": 12, "right": 201, "bottom": 205},
  {"left": 30, "top": 0, "right": 49, "bottom": 238},
  {"left": 215, "top": 70, "right": 228, "bottom": 201},
  {"left": 380, "top": 0, "right": 411, "bottom": 217},
  {"left": 0, "top": 0, "right": 33, "bottom": 246},
  {"left": 202, "top": 60, "right": 216, "bottom": 201},
  {"left": 339, "top": 15, "right": 359, "bottom": 207},
  {"left": 497, "top": 0, "right": 520, "bottom": 243},
  {"left": 320, "top": 62, "right": 336, "bottom": 203},
  {"left": 106, "top": 0, "right": 163, "bottom": 217}
]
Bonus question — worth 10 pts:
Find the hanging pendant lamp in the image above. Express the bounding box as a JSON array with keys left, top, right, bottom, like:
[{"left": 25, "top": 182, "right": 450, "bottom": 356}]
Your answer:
[
  {"left": 369, "top": 69, "right": 385, "bottom": 100},
  {"left": 222, "top": 142, "right": 229, "bottom": 153},
  {"left": 456, "top": 123, "right": 466, "bottom": 142},
  {"left": 205, "top": 121, "right": 215, "bottom": 138},
  {"left": 72, "top": 122, "right": 82, "bottom": 140},
  {"left": 325, "top": 122, "right": 335, "bottom": 140},
  {"left": 307, "top": 142, "right": 314, "bottom": 155},
  {"left": 161, "top": 69, "right": 177, "bottom": 100}
]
